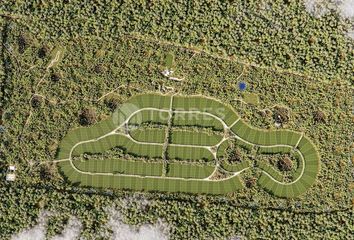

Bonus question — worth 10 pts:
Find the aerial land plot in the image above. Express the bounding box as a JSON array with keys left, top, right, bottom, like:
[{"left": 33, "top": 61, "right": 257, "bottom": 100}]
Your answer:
[
  {"left": 170, "top": 129, "right": 223, "bottom": 146},
  {"left": 130, "top": 127, "right": 166, "bottom": 143},
  {"left": 129, "top": 110, "right": 170, "bottom": 125},
  {"left": 57, "top": 94, "right": 319, "bottom": 198},
  {"left": 73, "top": 158, "right": 163, "bottom": 176},
  {"left": 166, "top": 163, "right": 215, "bottom": 179},
  {"left": 172, "top": 112, "right": 224, "bottom": 131}
]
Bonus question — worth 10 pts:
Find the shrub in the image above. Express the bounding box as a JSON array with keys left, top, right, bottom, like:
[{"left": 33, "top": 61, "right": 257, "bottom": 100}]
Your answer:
[
  {"left": 79, "top": 108, "right": 96, "bottom": 126},
  {"left": 273, "top": 106, "right": 289, "bottom": 124},
  {"left": 228, "top": 148, "right": 241, "bottom": 163},
  {"left": 31, "top": 95, "right": 43, "bottom": 108},
  {"left": 104, "top": 94, "right": 120, "bottom": 111},
  {"left": 38, "top": 46, "right": 49, "bottom": 59},
  {"left": 94, "top": 64, "right": 107, "bottom": 74},
  {"left": 313, "top": 110, "right": 326, "bottom": 123},
  {"left": 50, "top": 73, "right": 61, "bottom": 82},
  {"left": 17, "top": 34, "right": 28, "bottom": 54},
  {"left": 245, "top": 177, "right": 256, "bottom": 188},
  {"left": 278, "top": 156, "right": 292, "bottom": 171},
  {"left": 39, "top": 163, "right": 58, "bottom": 180}
]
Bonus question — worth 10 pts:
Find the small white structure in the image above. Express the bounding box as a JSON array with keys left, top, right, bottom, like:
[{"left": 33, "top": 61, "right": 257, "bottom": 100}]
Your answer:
[
  {"left": 6, "top": 165, "right": 16, "bottom": 182},
  {"left": 9, "top": 165, "right": 16, "bottom": 171},
  {"left": 6, "top": 173, "right": 16, "bottom": 181},
  {"left": 161, "top": 69, "right": 173, "bottom": 77}
]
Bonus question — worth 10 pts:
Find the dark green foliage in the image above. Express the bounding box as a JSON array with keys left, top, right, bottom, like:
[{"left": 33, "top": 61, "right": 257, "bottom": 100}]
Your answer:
[
  {"left": 39, "top": 163, "right": 59, "bottom": 181},
  {"left": 31, "top": 95, "right": 43, "bottom": 108},
  {"left": 0, "top": 0, "right": 353, "bottom": 82},
  {"left": 104, "top": 94, "right": 120, "bottom": 111},
  {"left": 17, "top": 34, "right": 27, "bottom": 54},
  {"left": 46, "top": 215, "right": 69, "bottom": 238},
  {"left": 50, "top": 73, "right": 60, "bottom": 82},
  {"left": 245, "top": 177, "right": 257, "bottom": 188},
  {"left": 228, "top": 147, "right": 242, "bottom": 163},
  {"left": 79, "top": 108, "right": 96, "bottom": 126},
  {"left": 278, "top": 156, "right": 293, "bottom": 171},
  {"left": 273, "top": 106, "right": 289, "bottom": 124},
  {"left": 37, "top": 45, "right": 49, "bottom": 59},
  {"left": 313, "top": 110, "right": 326, "bottom": 123}
]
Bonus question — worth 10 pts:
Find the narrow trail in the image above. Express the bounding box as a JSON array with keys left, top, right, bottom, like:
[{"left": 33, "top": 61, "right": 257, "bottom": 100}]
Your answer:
[{"left": 20, "top": 50, "right": 62, "bottom": 144}]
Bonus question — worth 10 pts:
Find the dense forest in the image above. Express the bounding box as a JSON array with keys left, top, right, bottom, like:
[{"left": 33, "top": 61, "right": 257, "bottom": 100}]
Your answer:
[{"left": 0, "top": 0, "right": 353, "bottom": 239}]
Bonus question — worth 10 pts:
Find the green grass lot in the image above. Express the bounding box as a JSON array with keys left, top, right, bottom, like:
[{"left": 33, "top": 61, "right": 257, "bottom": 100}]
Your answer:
[
  {"left": 257, "top": 136, "right": 320, "bottom": 198},
  {"left": 170, "top": 129, "right": 223, "bottom": 146},
  {"left": 256, "top": 161, "right": 284, "bottom": 182},
  {"left": 73, "top": 158, "right": 163, "bottom": 176},
  {"left": 56, "top": 94, "right": 320, "bottom": 198},
  {"left": 58, "top": 161, "right": 243, "bottom": 194},
  {"left": 130, "top": 127, "right": 166, "bottom": 143},
  {"left": 172, "top": 112, "right": 224, "bottom": 131},
  {"left": 258, "top": 146, "right": 293, "bottom": 154},
  {"left": 216, "top": 140, "right": 231, "bottom": 159},
  {"left": 234, "top": 138, "right": 254, "bottom": 151},
  {"left": 166, "top": 145, "right": 214, "bottom": 162},
  {"left": 292, "top": 151, "right": 305, "bottom": 181},
  {"left": 242, "top": 92, "right": 259, "bottom": 105},
  {"left": 165, "top": 52, "right": 175, "bottom": 69},
  {"left": 129, "top": 109, "right": 170, "bottom": 125},
  {"left": 128, "top": 93, "right": 172, "bottom": 110},
  {"left": 166, "top": 163, "right": 215, "bottom": 179},
  {"left": 231, "top": 120, "right": 301, "bottom": 146},
  {"left": 172, "top": 95, "right": 239, "bottom": 126}
]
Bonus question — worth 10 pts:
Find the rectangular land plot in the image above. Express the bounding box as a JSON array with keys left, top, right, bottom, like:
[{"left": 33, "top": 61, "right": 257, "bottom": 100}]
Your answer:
[
  {"left": 72, "top": 134, "right": 163, "bottom": 159},
  {"left": 166, "top": 163, "right": 215, "bottom": 179},
  {"left": 231, "top": 120, "right": 249, "bottom": 139},
  {"left": 59, "top": 159, "right": 244, "bottom": 194},
  {"left": 129, "top": 110, "right": 170, "bottom": 125},
  {"left": 235, "top": 138, "right": 253, "bottom": 151},
  {"left": 172, "top": 112, "right": 224, "bottom": 131},
  {"left": 167, "top": 145, "right": 214, "bottom": 161},
  {"left": 130, "top": 128, "right": 166, "bottom": 143},
  {"left": 258, "top": 146, "right": 292, "bottom": 154},
  {"left": 232, "top": 120, "right": 301, "bottom": 146},
  {"left": 172, "top": 96, "right": 239, "bottom": 126},
  {"left": 73, "top": 158, "right": 163, "bottom": 176},
  {"left": 170, "top": 130, "right": 223, "bottom": 146},
  {"left": 291, "top": 151, "right": 304, "bottom": 180}
]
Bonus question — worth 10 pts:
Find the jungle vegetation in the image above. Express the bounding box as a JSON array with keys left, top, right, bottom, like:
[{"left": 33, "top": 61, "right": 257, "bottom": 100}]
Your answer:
[{"left": 0, "top": 1, "right": 353, "bottom": 239}]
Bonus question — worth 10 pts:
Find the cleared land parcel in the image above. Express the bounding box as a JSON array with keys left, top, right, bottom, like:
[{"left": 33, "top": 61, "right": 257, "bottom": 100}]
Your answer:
[{"left": 57, "top": 94, "right": 320, "bottom": 197}]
